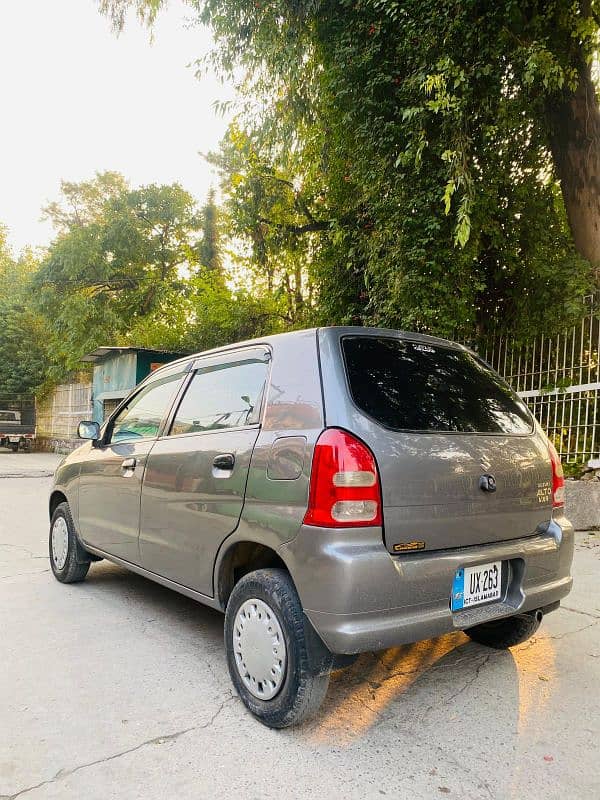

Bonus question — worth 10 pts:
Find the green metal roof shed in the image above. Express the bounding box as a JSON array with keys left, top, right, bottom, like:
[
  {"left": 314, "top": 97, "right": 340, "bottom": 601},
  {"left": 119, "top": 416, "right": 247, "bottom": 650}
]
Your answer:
[{"left": 82, "top": 347, "right": 186, "bottom": 424}]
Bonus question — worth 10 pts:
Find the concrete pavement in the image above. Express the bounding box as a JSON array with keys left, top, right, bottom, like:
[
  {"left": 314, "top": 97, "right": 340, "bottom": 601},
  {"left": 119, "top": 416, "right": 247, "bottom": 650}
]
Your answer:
[{"left": 0, "top": 475, "right": 598, "bottom": 800}]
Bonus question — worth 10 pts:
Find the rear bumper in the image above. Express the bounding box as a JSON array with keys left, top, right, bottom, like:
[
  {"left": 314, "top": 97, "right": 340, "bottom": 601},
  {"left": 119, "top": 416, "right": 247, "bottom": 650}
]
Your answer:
[{"left": 280, "top": 516, "right": 574, "bottom": 655}]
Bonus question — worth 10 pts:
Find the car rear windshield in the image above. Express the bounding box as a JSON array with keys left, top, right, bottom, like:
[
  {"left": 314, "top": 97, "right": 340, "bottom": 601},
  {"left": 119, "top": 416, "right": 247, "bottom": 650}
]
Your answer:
[{"left": 342, "top": 336, "right": 533, "bottom": 434}]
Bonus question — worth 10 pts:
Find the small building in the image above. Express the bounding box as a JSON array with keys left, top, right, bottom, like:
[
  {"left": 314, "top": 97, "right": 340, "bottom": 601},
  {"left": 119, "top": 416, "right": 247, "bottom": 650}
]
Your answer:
[{"left": 81, "top": 347, "right": 186, "bottom": 424}]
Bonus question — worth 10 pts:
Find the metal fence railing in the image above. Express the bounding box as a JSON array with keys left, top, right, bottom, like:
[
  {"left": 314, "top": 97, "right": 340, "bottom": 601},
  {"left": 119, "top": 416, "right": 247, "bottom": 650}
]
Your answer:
[{"left": 477, "top": 295, "right": 599, "bottom": 463}]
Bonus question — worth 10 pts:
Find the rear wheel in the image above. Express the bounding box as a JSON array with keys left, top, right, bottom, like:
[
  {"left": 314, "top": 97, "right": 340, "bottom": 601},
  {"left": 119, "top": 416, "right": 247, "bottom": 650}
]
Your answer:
[
  {"left": 224, "top": 568, "right": 330, "bottom": 728},
  {"left": 49, "top": 502, "right": 90, "bottom": 583},
  {"left": 465, "top": 611, "right": 542, "bottom": 649}
]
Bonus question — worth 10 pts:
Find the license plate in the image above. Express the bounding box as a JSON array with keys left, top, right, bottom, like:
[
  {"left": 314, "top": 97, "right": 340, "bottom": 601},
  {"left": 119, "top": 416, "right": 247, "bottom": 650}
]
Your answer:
[{"left": 451, "top": 561, "right": 502, "bottom": 611}]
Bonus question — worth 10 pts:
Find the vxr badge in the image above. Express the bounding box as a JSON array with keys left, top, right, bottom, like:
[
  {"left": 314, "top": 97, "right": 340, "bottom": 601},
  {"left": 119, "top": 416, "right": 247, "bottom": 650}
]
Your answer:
[{"left": 479, "top": 473, "right": 497, "bottom": 493}]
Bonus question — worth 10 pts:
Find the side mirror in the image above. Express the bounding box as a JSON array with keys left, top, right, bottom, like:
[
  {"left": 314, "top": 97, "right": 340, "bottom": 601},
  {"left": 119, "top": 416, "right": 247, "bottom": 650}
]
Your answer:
[{"left": 78, "top": 420, "right": 100, "bottom": 441}]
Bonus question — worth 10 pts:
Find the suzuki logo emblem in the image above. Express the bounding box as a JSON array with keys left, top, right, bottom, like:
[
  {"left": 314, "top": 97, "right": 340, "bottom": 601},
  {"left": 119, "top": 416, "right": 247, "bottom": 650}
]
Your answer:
[{"left": 479, "top": 473, "right": 497, "bottom": 493}]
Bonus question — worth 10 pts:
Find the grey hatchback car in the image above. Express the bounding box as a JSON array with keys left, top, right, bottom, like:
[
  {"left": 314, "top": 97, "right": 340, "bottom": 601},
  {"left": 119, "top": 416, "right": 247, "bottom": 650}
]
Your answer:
[{"left": 49, "top": 327, "right": 573, "bottom": 727}]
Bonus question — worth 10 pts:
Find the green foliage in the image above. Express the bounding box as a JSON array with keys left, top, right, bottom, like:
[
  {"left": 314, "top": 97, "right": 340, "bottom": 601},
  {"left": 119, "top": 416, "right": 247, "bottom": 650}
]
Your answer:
[
  {"left": 35, "top": 173, "right": 203, "bottom": 374},
  {"left": 181, "top": 272, "right": 289, "bottom": 351},
  {"left": 0, "top": 303, "right": 50, "bottom": 396},
  {"left": 98, "top": 0, "right": 165, "bottom": 31},
  {"left": 99, "top": 0, "right": 598, "bottom": 341},
  {"left": 207, "top": 124, "right": 319, "bottom": 324},
  {"left": 0, "top": 231, "right": 51, "bottom": 395},
  {"left": 41, "top": 171, "right": 129, "bottom": 233},
  {"left": 4, "top": 1, "right": 600, "bottom": 398},
  {"left": 199, "top": 188, "right": 222, "bottom": 272},
  {"left": 1, "top": 171, "right": 286, "bottom": 389}
]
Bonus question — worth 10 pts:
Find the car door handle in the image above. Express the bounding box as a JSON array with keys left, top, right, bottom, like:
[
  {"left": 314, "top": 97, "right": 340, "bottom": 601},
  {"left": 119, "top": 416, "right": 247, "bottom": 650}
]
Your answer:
[
  {"left": 213, "top": 453, "right": 235, "bottom": 471},
  {"left": 121, "top": 457, "right": 137, "bottom": 470}
]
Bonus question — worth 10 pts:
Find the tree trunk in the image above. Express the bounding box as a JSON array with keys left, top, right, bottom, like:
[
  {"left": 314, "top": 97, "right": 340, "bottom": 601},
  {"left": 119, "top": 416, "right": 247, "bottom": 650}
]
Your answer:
[
  {"left": 546, "top": 62, "right": 600, "bottom": 272},
  {"left": 294, "top": 262, "right": 304, "bottom": 315}
]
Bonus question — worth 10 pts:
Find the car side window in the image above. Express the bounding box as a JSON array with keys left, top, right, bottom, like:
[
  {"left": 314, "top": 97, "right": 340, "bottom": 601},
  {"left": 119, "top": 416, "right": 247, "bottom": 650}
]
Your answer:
[
  {"left": 169, "top": 360, "right": 268, "bottom": 436},
  {"left": 109, "top": 372, "right": 184, "bottom": 443}
]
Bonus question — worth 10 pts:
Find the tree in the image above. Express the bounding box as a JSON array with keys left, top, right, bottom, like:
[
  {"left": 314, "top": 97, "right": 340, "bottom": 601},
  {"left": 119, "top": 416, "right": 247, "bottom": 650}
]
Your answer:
[
  {"left": 0, "top": 229, "right": 50, "bottom": 395},
  {"left": 0, "top": 302, "right": 50, "bottom": 396},
  {"left": 199, "top": 188, "right": 222, "bottom": 272},
  {"left": 98, "top": 0, "right": 598, "bottom": 340},
  {"left": 42, "top": 171, "right": 128, "bottom": 233},
  {"left": 207, "top": 125, "right": 319, "bottom": 322},
  {"left": 27, "top": 172, "right": 287, "bottom": 378},
  {"left": 182, "top": 272, "right": 289, "bottom": 351},
  {"left": 35, "top": 173, "right": 203, "bottom": 372},
  {"left": 0, "top": 226, "right": 13, "bottom": 307}
]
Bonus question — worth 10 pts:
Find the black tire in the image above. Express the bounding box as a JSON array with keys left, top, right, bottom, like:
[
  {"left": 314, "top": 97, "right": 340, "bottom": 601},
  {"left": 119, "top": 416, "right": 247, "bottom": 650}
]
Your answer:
[
  {"left": 466, "top": 611, "right": 542, "bottom": 649},
  {"left": 224, "top": 568, "right": 330, "bottom": 728},
  {"left": 10, "top": 442, "right": 18, "bottom": 453},
  {"left": 49, "top": 502, "right": 91, "bottom": 583}
]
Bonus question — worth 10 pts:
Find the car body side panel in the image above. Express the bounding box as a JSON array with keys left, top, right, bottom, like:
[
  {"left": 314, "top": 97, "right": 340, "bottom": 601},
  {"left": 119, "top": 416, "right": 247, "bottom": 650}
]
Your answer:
[
  {"left": 77, "top": 439, "right": 155, "bottom": 563},
  {"left": 139, "top": 427, "right": 261, "bottom": 593},
  {"left": 213, "top": 329, "right": 325, "bottom": 598},
  {"left": 50, "top": 446, "right": 86, "bottom": 523}
]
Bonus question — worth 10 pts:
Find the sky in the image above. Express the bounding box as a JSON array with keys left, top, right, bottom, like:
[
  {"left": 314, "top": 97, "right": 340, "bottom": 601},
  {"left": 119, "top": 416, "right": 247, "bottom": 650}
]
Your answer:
[{"left": 0, "top": 0, "right": 234, "bottom": 254}]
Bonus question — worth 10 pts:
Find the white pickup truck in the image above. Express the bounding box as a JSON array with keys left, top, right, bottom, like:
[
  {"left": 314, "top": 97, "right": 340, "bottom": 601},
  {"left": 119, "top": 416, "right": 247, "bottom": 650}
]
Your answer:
[{"left": 0, "top": 410, "right": 36, "bottom": 452}]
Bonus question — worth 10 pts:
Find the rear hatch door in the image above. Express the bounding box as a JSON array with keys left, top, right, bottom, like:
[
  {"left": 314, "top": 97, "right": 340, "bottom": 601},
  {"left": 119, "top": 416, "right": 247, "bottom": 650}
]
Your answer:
[{"left": 340, "top": 335, "right": 553, "bottom": 553}]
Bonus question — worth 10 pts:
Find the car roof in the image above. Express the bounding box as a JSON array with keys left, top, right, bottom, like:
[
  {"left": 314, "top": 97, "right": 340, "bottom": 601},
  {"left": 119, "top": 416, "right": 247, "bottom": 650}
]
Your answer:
[{"left": 149, "top": 325, "right": 465, "bottom": 377}]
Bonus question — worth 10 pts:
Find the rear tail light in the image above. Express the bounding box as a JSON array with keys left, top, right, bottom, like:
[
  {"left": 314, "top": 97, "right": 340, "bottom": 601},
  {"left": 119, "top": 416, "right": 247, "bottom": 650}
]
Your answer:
[
  {"left": 304, "top": 428, "right": 382, "bottom": 528},
  {"left": 548, "top": 441, "right": 565, "bottom": 509}
]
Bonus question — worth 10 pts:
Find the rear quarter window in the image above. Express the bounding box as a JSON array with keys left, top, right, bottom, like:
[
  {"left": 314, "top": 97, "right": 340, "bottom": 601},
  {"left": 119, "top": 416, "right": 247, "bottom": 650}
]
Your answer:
[{"left": 342, "top": 336, "right": 533, "bottom": 434}]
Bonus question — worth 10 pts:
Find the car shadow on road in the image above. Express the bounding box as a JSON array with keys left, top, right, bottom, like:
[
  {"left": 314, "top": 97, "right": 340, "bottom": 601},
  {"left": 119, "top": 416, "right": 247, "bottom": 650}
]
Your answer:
[
  {"left": 303, "top": 628, "right": 555, "bottom": 778},
  {"left": 83, "top": 559, "right": 225, "bottom": 647},
  {"left": 83, "top": 559, "right": 554, "bottom": 770}
]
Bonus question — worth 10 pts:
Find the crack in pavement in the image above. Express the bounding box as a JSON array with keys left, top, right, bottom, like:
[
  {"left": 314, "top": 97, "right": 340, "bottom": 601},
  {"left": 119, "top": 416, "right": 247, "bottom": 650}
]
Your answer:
[
  {"left": 419, "top": 654, "right": 492, "bottom": 725},
  {"left": 514, "top": 617, "right": 600, "bottom": 651},
  {"left": 561, "top": 605, "right": 600, "bottom": 620},
  {"left": 0, "top": 544, "right": 42, "bottom": 559},
  {"left": 0, "top": 544, "right": 47, "bottom": 575},
  {"left": 345, "top": 653, "right": 496, "bottom": 798},
  {"left": 549, "top": 618, "right": 600, "bottom": 640},
  {"left": 356, "top": 651, "right": 495, "bottom": 733},
  {"left": 436, "top": 653, "right": 491, "bottom": 707},
  {"left": 367, "top": 647, "right": 492, "bottom": 694},
  {"left": 0, "top": 695, "right": 237, "bottom": 800},
  {"left": 0, "top": 570, "right": 49, "bottom": 580}
]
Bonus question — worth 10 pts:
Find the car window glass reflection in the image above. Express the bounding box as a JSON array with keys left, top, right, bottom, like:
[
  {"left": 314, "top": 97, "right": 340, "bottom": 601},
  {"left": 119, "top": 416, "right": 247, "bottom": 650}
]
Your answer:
[
  {"left": 343, "top": 337, "right": 533, "bottom": 434},
  {"left": 110, "top": 373, "right": 183, "bottom": 443},
  {"left": 170, "top": 360, "right": 268, "bottom": 435}
]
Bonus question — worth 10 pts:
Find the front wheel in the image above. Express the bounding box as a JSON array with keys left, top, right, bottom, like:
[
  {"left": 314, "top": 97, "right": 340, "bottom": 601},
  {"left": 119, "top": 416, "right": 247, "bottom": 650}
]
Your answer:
[
  {"left": 465, "top": 610, "right": 542, "bottom": 649},
  {"left": 224, "top": 568, "right": 330, "bottom": 728},
  {"left": 49, "top": 502, "right": 90, "bottom": 583}
]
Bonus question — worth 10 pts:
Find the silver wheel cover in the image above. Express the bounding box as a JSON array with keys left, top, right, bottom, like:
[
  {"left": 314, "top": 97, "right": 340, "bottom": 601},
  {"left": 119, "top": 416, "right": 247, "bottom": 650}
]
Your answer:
[
  {"left": 51, "top": 516, "right": 69, "bottom": 570},
  {"left": 233, "top": 598, "right": 287, "bottom": 700}
]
